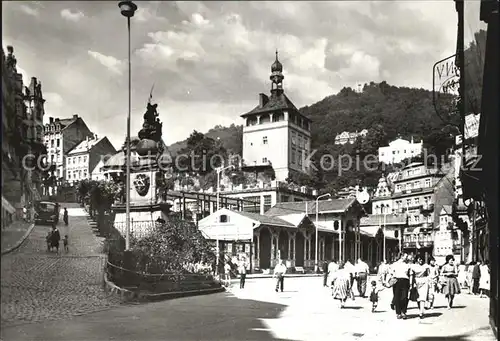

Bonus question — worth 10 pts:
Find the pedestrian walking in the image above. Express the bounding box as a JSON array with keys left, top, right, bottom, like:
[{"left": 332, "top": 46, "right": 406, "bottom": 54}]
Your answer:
[
  {"left": 410, "top": 255, "right": 430, "bottom": 319},
  {"left": 479, "top": 260, "right": 490, "bottom": 298},
  {"left": 472, "top": 261, "right": 481, "bottom": 295},
  {"left": 322, "top": 261, "right": 329, "bottom": 287},
  {"left": 466, "top": 262, "right": 474, "bottom": 294},
  {"left": 63, "top": 208, "right": 69, "bottom": 226},
  {"left": 369, "top": 280, "right": 383, "bottom": 312},
  {"left": 327, "top": 259, "right": 339, "bottom": 287},
  {"left": 441, "top": 255, "right": 461, "bottom": 309},
  {"left": 458, "top": 262, "right": 467, "bottom": 288},
  {"left": 391, "top": 253, "right": 411, "bottom": 319},
  {"left": 344, "top": 260, "right": 356, "bottom": 300},
  {"left": 331, "top": 261, "right": 352, "bottom": 308},
  {"left": 273, "top": 259, "right": 287, "bottom": 292},
  {"left": 426, "top": 257, "right": 439, "bottom": 310},
  {"left": 238, "top": 260, "right": 247, "bottom": 289},
  {"left": 224, "top": 262, "right": 232, "bottom": 288},
  {"left": 50, "top": 224, "right": 61, "bottom": 254},
  {"left": 355, "top": 258, "right": 369, "bottom": 298}
]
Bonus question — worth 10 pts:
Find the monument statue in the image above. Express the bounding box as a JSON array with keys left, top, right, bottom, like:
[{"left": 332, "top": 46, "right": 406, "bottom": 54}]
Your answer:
[{"left": 138, "top": 102, "right": 163, "bottom": 142}]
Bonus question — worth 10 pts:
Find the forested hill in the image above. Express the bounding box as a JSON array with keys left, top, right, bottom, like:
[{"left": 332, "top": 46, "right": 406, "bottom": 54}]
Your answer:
[
  {"left": 301, "top": 81, "right": 446, "bottom": 149},
  {"left": 169, "top": 82, "right": 449, "bottom": 156}
]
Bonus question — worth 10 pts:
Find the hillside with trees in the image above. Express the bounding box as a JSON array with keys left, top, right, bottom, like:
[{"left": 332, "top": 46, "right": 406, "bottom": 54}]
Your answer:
[{"left": 167, "top": 30, "right": 486, "bottom": 193}]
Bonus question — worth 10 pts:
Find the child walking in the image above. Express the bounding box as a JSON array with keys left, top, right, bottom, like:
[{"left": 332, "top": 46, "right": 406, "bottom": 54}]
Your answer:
[{"left": 370, "top": 280, "right": 382, "bottom": 312}]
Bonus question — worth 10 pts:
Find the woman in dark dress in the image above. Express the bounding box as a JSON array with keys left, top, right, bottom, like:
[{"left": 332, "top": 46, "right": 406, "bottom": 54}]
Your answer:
[
  {"left": 441, "top": 255, "right": 461, "bottom": 309},
  {"left": 50, "top": 225, "right": 61, "bottom": 254}
]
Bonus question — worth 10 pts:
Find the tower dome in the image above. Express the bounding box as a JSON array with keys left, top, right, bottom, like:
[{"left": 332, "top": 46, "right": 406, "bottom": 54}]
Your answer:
[{"left": 271, "top": 50, "right": 283, "bottom": 72}]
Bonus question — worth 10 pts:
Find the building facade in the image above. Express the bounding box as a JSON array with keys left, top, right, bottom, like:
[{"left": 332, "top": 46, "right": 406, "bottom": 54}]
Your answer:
[
  {"left": 43, "top": 115, "right": 93, "bottom": 192},
  {"left": 2, "top": 46, "right": 45, "bottom": 226},
  {"left": 434, "top": 205, "right": 463, "bottom": 264},
  {"left": 378, "top": 137, "right": 423, "bottom": 164},
  {"left": 334, "top": 129, "right": 368, "bottom": 145},
  {"left": 66, "top": 135, "right": 116, "bottom": 185},
  {"left": 240, "top": 52, "right": 312, "bottom": 182}
]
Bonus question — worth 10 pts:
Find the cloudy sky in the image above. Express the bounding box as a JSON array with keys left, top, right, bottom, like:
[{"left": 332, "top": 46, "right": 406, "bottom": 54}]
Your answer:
[{"left": 3, "top": 1, "right": 483, "bottom": 148}]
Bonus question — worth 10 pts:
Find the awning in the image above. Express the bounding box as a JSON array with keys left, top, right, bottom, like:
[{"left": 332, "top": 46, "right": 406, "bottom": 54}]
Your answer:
[
  {"left": 360, "top": 225, "right": 398, "bottom": 240},
  {"left": 198, "top": 222, "right": 254, "bottom": 241}
]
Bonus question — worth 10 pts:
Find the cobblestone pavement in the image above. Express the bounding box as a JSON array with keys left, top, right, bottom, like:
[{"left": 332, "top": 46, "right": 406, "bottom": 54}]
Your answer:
[
  {"left": 1, "top": 276, "right": 495, "bottom": 340},
  {"left": 1, "top": 220, "right": 33, "bottom": 253},
  {"left": 1, "top": 203, "right": 123, "bottom": 328}
]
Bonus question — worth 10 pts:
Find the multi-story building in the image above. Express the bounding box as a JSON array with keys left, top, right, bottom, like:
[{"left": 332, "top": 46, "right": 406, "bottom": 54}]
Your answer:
[
  {"left": 240, "top": 52, "right": 312, "bottom": 182},
  {"left": 2, "top": 45, "right": 45, "bottom": 226},
  {"left": 43, "top": 115, "right": 93, "bottom": 191},
  {"left": 378, "top": 137, "right": 423, "bottom": 164},
  {"left": 452, "top": 113, "right": 482, "bottom": 264},
  {"left": 392, "top": 162, "right": 454, "bottom": 262},
  {"left": 334, "top": 129, "right": 368, "bottom": 145},
  {"left": 434, "top": 205, "right": 462, "bottom": 264},
  {"left": 66, "top": 135, "right": 116, "bottom": 185}
]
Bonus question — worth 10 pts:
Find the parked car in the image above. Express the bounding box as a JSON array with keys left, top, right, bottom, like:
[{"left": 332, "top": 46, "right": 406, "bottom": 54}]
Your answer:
[{"left": 34, "top": 201, "right": 60, "bottom": 225}]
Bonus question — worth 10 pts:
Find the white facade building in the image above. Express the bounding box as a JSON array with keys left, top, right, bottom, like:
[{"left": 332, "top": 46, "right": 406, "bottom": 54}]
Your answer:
[
  {"left": 334, "top": 129, "right": 368, "bottom": 145},
  {"left": 66, "top": 135, "right": 116, "bottom": 184},
  {"left": 378, "top": 137, "right": 423, "bottom": 164},
  {"left": 240, "top": 52, "right": 312, "bottom": 182}
]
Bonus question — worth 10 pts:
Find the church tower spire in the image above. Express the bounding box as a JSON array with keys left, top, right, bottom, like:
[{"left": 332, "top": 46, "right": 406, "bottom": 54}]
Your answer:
[{"left": 270, "top": 49, "right": 284, "bottom": 94}]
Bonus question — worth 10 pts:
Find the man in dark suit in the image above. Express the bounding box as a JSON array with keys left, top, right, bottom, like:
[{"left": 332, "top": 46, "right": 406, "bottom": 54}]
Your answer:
[{"left": 472, "top": 261, "right": 481, "bottom": 295}]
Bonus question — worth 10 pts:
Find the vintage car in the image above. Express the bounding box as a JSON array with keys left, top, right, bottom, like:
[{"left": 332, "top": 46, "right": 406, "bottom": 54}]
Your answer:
[{"left": 34, "top": 201, "right": 60, "bottom": 225}]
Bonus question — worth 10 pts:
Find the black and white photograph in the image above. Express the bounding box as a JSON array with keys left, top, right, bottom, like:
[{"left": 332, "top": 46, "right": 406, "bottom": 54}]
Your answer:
[{"left": 1, "top": 1, "right": 498, "bottom": 340}]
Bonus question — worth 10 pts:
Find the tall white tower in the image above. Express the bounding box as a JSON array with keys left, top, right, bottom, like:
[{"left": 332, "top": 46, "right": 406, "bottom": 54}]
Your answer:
[{"left": 240, "top": 51, "right": 312, "bottom": 181}]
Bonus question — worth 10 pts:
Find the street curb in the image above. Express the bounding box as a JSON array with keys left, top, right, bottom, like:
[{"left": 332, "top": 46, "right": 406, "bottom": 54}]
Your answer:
[
  {"left": 1, "top": 223, "right": 35, "bottom": 256},
  {"left": 103, "top": 271, "right": 225, "bottom": 303}
]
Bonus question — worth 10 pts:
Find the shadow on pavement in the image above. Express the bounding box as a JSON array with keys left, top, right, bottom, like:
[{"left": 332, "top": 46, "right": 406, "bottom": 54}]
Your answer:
[
  {"left": 1, "top": 293, "right": 299, "bottom": 341},
  {"left": 407, "top": 326, "right": 494, "bottom": 341},
  {"left": 406, "top": 312, "right": 443, "bottom": 319}
]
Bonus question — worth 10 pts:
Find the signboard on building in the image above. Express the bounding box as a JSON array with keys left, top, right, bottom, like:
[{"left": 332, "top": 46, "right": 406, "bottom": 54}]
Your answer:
[{"left": 433, "top": 55, "right": 460, "bottom": 120}]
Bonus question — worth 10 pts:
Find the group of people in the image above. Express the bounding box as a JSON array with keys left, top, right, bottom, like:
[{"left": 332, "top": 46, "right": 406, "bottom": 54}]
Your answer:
[
  {"left": 460, "top": 260, "right": 490, "bottom": 297},
  {"left": 45, "top": 208, "right": 69, "bottom": 254},
  {"left": 379, "top": 253, "right": 470, "bottom": 320}
]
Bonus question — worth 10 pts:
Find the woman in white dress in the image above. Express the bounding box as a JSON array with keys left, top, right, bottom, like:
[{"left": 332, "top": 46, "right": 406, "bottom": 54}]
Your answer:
[
  {"left": 410, "top": 255, "right": 430, "bottom": 319},
  {"left": 479, "top": 260, "right": 490, "bottom": 298},
  {"left": 457, "top": 262, "right": 467, "bottom": 289}
]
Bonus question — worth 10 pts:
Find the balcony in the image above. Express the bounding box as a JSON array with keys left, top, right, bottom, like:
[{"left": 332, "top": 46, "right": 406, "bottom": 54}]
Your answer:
[
  {"left": 420, "top": 204, "right": 435, "bottom": 213},
  {"left": 403, "top": 233, "right": 434, "bottom": 249}
]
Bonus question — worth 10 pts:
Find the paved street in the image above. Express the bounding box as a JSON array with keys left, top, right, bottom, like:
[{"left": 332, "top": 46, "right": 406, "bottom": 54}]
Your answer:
[
  {"left": 1, "top": 273, "right": 495, "bottom": 341},
  {"left": 0, "top": 203, "right": 122, "bottom": 328}
]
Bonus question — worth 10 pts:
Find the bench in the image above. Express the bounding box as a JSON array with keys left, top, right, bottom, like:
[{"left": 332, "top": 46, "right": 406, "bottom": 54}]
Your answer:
[{"left": 294, "top": 267, "right": 305, "bottom": 274}]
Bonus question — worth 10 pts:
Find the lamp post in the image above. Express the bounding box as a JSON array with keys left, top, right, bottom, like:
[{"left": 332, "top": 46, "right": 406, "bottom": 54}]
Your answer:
[
  {"left": 215, "top": 164, "right": 235, "bottom": 273},
  {"left": 315, "top": 193, "right": 331, "bottom": 272},
  {"left": 118, "top": 0, "right": 137, "bottom": 251},
  {"left": 381, "top": 204, "right": 387, "bottom": 262}
]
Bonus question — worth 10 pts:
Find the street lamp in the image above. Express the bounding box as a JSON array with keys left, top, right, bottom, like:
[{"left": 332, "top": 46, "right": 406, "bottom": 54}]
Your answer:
[
  {"left": 380, "top": 204, "right": 387, "bottom": 262},
  {"left": 315, "top": 193, "right": 331, "bottom": 272},
  {"left": 118, "top": 0, "right": 137, "bottom": 251},
  {"left": 215, "top": 164, "right": 236, "bottom": 273}
]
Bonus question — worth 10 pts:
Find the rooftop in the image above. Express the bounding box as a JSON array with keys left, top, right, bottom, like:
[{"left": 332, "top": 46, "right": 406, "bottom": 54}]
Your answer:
[
  {"left": 265, "top": 198, "right": 357, "bottom": 217},
  {"left": 241, "top": 91, "right": 310, "bottom": 121},
  {"left": 68, "top": 136, "right": 104, "bottom": 155}
]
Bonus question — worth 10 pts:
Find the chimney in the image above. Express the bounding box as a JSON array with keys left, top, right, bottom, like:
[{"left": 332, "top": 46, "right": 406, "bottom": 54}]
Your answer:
[
  {"left": 49, "top": 117, "right": 54, "bottom": 124},
  {"left": 259, "top": 93, "right": 269, "bottom": 108},
  {"left": 73, "top": 114, "right": 78, "bottom": 120}
]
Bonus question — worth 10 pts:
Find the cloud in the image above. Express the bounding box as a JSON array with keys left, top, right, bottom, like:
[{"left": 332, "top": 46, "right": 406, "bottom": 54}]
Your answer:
[
  {"left": 60, "top": 9, "right": 85, "bottom": 22},
  {"left": 87, "top": 51, "right": 123, "bottom": 75},
  {"left": 43, "top": 92, "right": 65, "bottom": 123},
  {"left": 19, "top": 4, "right": 39, "bottom": 17},
  {"left": 135, "top": 5, "right": 168, "bottom": 23}
]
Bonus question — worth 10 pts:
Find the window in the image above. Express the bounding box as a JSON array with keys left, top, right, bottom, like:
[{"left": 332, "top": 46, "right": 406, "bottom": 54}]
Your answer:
[
  {"left": 414, "top": 198, "right": 419, "bottom": 205},
  {"left": 414, "top": 215, "right": 420, "bottom": 223},
  {"left": 51, "top": 140, "right": 54, "bottom": 148},
  {"left": 263, "top": 195, "right": 272, "bottom": 213},
  {"left": 414, "top": 181, "right": 420, "bottom": 188},
  {"left": 281, "top": 195, "right": 290, "bottom": 202},
  {"left": 425, "top": 179, "right": 431, "bottom": 187},
  {"left": 404, "top": 150, "right": 407, "bottom": 153},
  {"left": 219, "top": 215, "right": 229, "bottom": 223},
  {"left": 393, "top": 151, "right": 396, "bottom": 154},
  {"left": 56, "top": 139, "right": 60, "bottom": 147},
  {"left": 68, "top": 172, "right": 71, "bottom": 179},
  {"left": 406, "top": 199, "right": 411, "bottom": 207},
  {"left": 263, "top": 136, "right": 268, "bottom": 144},
  {"left": 83, "top": 156, "right": 87, "bottom": 163},
  {"left": 291, "top": 148, "right": 296, "bottom": 163},
  {"left": 262, "top": 157, "right": 268, "bottom": 163},
  {"left": 78, "top": 156, "right": 81, "bottom": 163}
]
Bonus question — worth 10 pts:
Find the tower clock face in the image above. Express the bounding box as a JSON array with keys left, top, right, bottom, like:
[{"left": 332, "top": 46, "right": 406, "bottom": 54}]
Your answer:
[{"left": 133, "top": 174, "right": 150, "bottom": 197}]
